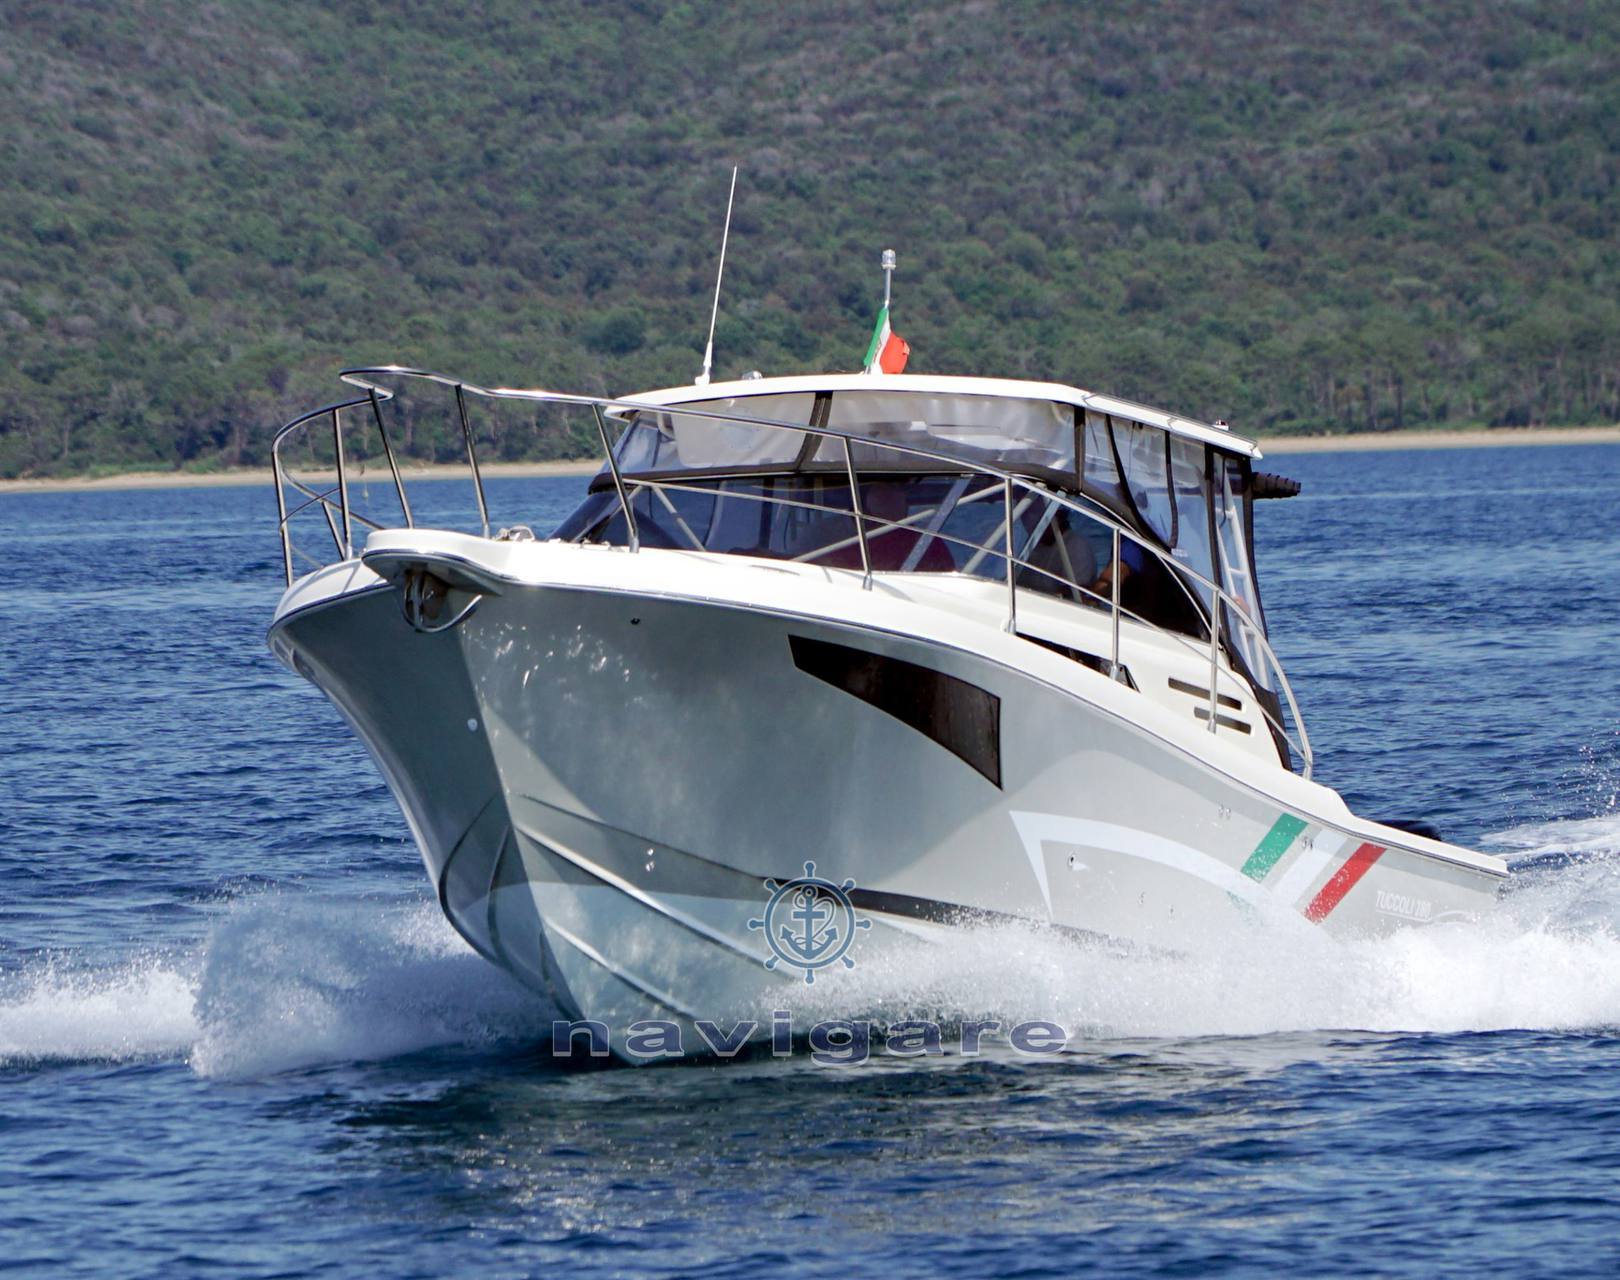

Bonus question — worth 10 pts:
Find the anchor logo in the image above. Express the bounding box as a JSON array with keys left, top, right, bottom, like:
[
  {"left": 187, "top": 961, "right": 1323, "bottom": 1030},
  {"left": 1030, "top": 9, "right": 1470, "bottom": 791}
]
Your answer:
[{"left": 748, "top": 861, "right": 871, "bottom": 984}]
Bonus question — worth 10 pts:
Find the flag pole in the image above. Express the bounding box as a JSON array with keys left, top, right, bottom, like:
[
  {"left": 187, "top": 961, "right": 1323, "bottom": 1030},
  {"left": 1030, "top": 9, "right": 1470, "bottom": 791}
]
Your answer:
[{"left": 864, "top": 249, "right": 898, "bottom": 375}]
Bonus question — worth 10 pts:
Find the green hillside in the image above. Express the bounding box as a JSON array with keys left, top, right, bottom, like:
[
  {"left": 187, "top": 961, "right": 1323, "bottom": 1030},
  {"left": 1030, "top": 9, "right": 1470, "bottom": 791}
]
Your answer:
[{"left": 4, "top": 0, "right": 1620, "bottom": 477}]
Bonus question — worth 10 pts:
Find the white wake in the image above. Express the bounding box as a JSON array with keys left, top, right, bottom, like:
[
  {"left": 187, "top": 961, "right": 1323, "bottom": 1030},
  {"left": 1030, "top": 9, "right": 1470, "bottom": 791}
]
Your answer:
[
  {"left": 0, "top": 895, "right": 555, "bottom": 1079},
  {"left": 3, "top": 814, "right": 1619, "bottom": 1077}
]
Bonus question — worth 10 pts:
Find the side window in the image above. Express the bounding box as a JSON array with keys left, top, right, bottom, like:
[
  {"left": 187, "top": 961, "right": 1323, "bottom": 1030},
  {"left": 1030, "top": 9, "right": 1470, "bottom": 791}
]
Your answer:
[
  {"left": 1111, "top": 420, "right": 1177, "bottom": 549},
  {"left": 1213, "top": 455, "right": 1256, "bottom": 617},
  {"left": 1081, "top": 411, "right": 1125, "bottom": 511},
  {"left": 1168, "top": 436, "right": 1215, "bottom": 609},
  {"left": 1203, "top": 452, "right": 1278, "bottom": 696},
  {"left": 612, "top": 411, "right": 678, "bottom": 472}
]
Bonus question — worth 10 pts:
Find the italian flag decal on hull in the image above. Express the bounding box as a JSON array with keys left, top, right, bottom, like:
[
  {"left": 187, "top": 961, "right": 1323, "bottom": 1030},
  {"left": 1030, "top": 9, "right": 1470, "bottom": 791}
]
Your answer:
[{"left": 1241, "top": 813, "right": 1385, "bottom": 922}]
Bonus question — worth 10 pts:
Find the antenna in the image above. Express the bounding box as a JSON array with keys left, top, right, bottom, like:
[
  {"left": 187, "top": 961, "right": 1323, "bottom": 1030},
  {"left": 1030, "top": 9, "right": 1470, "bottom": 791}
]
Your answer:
[{"left": 695, "top": 166, "right": 739, "bottom": 387}]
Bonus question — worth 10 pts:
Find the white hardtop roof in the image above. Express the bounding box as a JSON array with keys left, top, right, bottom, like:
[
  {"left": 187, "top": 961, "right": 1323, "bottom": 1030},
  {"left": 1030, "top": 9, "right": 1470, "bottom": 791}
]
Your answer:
[{"left": 617, "top": 372, "right": 1263, "bottom": 460}]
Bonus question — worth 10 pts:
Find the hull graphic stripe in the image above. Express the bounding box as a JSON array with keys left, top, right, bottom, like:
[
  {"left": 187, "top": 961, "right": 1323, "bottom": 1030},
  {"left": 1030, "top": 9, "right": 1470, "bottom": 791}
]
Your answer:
[
  {"left": 1240, "top": 814, "right": 1308, "bottom": 882},
  {"left": 1304, "top": 842, "right": 1385, "bottom": 922},
  {"left": 1271, "top": 832, "right": 1346, "bottom": 908},
  {"left": 1010, "top": 813, "right": 1271, "bottom": 908}
]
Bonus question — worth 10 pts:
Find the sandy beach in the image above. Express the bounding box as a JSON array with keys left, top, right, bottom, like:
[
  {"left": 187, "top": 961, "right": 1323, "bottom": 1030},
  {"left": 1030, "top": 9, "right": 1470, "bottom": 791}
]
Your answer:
[
  {"left": 1257, "top": 423, "right": 1620, "bottom": 454},
  {"left": 4, "top": 424, "right": 1620, "bottom": 493},
  {"left": 0, "top": 458, "right": 602, "bottom": 495}
]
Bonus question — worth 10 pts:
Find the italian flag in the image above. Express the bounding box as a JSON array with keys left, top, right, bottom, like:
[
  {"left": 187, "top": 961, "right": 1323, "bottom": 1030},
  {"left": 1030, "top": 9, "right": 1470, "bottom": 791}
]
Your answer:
[{"left": 862, "top": 306, "right": 910, "bottom": 375}]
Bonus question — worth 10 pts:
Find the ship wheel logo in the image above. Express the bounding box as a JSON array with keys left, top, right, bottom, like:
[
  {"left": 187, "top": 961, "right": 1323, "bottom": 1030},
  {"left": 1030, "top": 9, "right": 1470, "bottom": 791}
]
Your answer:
[{"left": 748, "top": 861, "right": 871, "bottom": 984}]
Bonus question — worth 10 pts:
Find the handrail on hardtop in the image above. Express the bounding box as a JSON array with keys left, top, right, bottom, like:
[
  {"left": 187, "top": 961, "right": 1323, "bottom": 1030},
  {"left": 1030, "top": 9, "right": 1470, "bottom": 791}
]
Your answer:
[{"left": 271, "top": 366, "right": 1313, "bottom": 776}]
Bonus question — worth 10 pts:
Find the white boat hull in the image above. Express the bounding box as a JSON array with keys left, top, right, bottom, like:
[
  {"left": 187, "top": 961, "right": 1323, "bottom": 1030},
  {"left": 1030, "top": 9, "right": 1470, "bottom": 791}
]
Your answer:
[{"left": 269, "top": 536, "right": 1505, "bottom": 1055}]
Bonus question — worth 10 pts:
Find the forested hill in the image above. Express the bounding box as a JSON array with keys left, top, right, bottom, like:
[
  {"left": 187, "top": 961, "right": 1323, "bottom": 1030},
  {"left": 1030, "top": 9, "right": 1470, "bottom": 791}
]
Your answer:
[{"left": 4, "top": 1, "right": 1620, "bottom": 477}]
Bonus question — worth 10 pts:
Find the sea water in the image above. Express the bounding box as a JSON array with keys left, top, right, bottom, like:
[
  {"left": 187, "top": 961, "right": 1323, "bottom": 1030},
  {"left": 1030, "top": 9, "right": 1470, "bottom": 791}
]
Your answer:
[{"left": 3, "top": 446, "right": 1619, "bottom": 1277}]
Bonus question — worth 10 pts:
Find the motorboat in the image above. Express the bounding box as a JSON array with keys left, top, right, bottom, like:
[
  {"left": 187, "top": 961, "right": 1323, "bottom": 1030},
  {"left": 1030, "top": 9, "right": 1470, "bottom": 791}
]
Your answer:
[{"left": 267, "top": 357, "right": 1506, "bottom": 1056}]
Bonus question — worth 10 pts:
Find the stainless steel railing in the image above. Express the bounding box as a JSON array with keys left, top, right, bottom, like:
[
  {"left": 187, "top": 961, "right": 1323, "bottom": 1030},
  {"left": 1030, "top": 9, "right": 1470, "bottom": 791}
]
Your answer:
[
  {"left": 271, "top": 394, "right": 375, "bottom": 579},
  {"left": 271, "top": 366, "right": 1312, "bottom": 775}
]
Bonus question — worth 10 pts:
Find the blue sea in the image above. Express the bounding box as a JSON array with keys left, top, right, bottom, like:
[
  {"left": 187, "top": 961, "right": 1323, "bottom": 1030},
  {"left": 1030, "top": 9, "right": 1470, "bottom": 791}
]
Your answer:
[{"left": 4, "top": 444, "right": 1620, "bottom": 1277}]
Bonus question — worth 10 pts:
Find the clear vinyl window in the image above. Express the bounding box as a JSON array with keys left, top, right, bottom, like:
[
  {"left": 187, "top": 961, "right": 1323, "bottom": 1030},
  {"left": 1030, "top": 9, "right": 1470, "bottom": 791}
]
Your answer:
[{"left": 612, "top": 393, "right": 815, "bottom": 473}]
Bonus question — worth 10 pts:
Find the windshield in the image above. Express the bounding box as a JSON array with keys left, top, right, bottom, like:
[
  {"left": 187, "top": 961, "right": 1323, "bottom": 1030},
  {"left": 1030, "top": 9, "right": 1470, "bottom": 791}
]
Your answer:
[
  {"left": 610, "top": 390, "right": 1076, "bottom": 478},
  {"left": 612, "top": 392, "right": 816, "bottom": 473},
  {"left": 574, "top": 388, "right": 1268, "bottom": 647},
  {"left": 811, "top": 390, "right": 1074, "bottom": 470}
]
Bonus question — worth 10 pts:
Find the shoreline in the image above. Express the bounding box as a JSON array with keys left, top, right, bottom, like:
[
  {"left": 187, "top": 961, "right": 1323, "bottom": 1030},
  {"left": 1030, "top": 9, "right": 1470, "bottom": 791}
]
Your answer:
[
  {"left": 0, "top": 458, "right": 602, "bottom": 495},
  {"left": 4, "top": 425, "right": 1620, "bottom": 493},
  {"left": 1256, "top": 423, "right": 1620, "bottom": 454}
]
